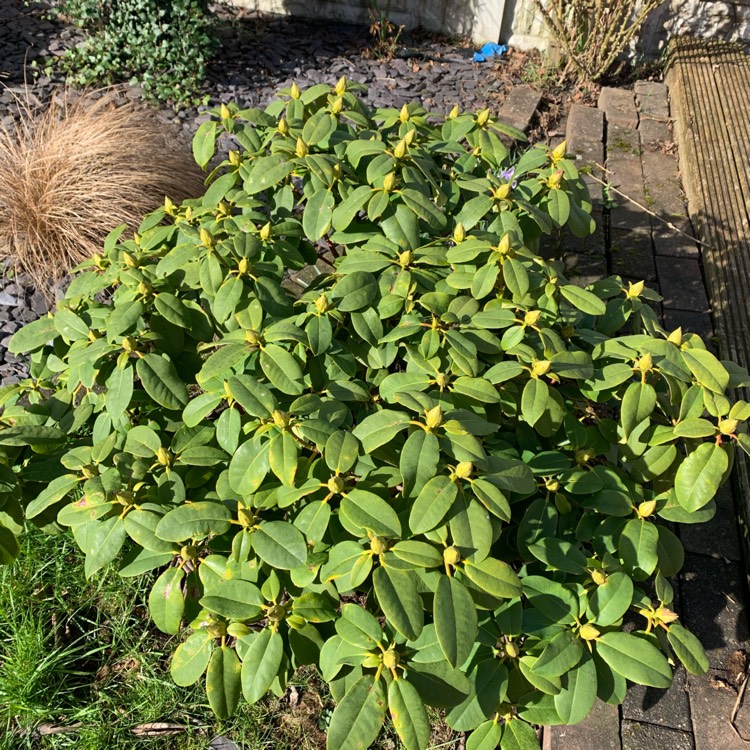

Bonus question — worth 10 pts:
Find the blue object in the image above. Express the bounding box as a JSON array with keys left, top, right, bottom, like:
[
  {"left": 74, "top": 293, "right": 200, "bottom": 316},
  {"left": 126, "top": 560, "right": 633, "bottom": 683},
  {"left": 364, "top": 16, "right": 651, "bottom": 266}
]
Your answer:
[{"left": 473, "top": 42, "right": 508, "bottom": 63}]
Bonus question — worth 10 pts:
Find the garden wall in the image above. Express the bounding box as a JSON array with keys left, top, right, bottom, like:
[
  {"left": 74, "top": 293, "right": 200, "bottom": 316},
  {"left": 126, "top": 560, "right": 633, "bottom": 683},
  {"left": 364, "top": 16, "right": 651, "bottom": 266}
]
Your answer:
[{"left": 235, "top": 0, "right": 750, "bottom": 55}]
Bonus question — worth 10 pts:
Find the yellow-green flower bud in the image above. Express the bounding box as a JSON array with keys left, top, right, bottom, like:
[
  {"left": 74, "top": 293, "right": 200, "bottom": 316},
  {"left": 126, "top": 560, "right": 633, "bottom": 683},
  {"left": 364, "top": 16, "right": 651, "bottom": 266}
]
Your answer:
[
  {"left": 424, "top": 405, "right": 444, "bottom": 430},
  {"left": 370, "top": 536, "right": 389, "bottom": 555},
  {"left": 335, "top": 76, "right": 347, "bottom": 95},
  {"left": 260, "top": 222, "right": 272, "bottom": 241},
  {"left": 719, "top": 418, "right": 738, "bottom": 435},
  {"left": 327, "top": 475, "right": 346, "bottom": 495},
  {"left": 637, "top": 499, "right": 657, "bottom": 518},
  {"left": 626, "top": 280, "right": 645, "bottom": 298},
  {"left": 122, "top": 251, "right": 138, "bottom": 268},
  {"left": 138, "top": 281, "right": 151, "bottom": 297},
  {"left": 122, "top": 336, "right": 137, "bottom": 353},
  {"left": 181, "top": 544, "right": 198, "bottom": 562},
  {"left": 448, "top": 104, "right": 460, "bottom": 119},
  {"left": 579, "top": 623, "right": 600, "bottom": 640},
  {"left": 228, "top": 150, "right": 241, "bottom": 166},
  {"left": 532, "top": 360, "right": 551, "bottom": 377},
  {"left": 476, "top": 108, "right": 490, "bottom": 127},
  {"left": 667, "top": 327, "right": 683, "bottom": 346},
  {"left": 272, "top": 410, "right": 290, "bottom": 428},
  {"left": 591, "top": 569, "right": 608, "bottom": 586},
  {"left": 548, "top": 170, "right": 563, "bottom": 189},
  {"left": 238, "top": 257, "right": 250, "bottom": 276},
  {"left": 524, "top": 310, "right": 542, "bottom": 327},
  {"left": 290, "top": 82, "right": 301, "bottom": 99},
  {"left": 383, "top": 171, "right": 397, "bottom": 193},
  {"left": 399, "top": 103, "right": 410, "bottom": 122},
  {"left": 382, "top": 648, "right": 400, "bottom": 669},
  {"left": 331, "top": 96, "right": 344, "bottom": 115},
  {"left": 156, "top": 446, "right": 172, "bottom": 467},
  {"left": 227, "top": 622, "right": 251, "bottom": 637},
  {"left": 453, "top": 223, "right": 466, "bottom": 243},
  {"left": 245, "top": 329, "right": 261, "bottom": 346},
  {"left": 435, "top": 372, "right": 449, "bottom": 389},
  {"left": 497, "top": 233, "right": 511, "bottom": 255},
  {"left": 278, "top": 117, "right": 289, "bottom": 135},
  {"left": 494, "top": 183, "right": 511, "bottom": 200},
  {"left": 314, "top": 294, "right": 329, "bottom": 314},
  {"left": 551, "top": 140, "right": 567, "bottom": 162},
  {"left": 443, "top": 546, "right": 461, "bottom": 566},
  {"left": 295, "top": 137, "right": 309, "bottom": 157},
  {"left": 398, "top": 250, "right": 412, "bottom": 267},
  {"left": 207, "top": 621, "right": 227, "bottom": 638},
  {"left": 164, "top": 196, "right": 177, "bottom": 215},
  {"left": 455, "top": 461, "right": 473, "bottom": 479},
  {"left": 636, "top": 353, "right": 653, "bottom": 373},
  {"left": 267, "top": 604, "right": 286, "bottom": 622},
  {"left": 200, "top": 227, "right": 214, "bottom": 248},
  {"left": 220, "top": 103, "right": 232, "bottom": 120},
  {"left": 393, "top": 139, "right": 407, "bottom": 160},
  {"left": 504, "top": 641, "right": 520, "bottom": 658},
  {"left": 237, "top": 507, "right": 255, "bottom": 527}
]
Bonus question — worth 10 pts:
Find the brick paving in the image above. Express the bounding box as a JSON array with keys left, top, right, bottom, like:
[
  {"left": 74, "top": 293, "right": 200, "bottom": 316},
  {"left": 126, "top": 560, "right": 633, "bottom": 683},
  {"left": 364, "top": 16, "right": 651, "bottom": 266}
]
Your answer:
[{"left": 543, "top": 81, "right": 750, "bottom": 750}]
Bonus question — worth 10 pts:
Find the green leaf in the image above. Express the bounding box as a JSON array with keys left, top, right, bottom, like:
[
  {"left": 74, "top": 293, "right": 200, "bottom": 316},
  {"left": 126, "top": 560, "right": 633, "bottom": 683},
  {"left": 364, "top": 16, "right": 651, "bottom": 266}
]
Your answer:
[
  {"left": 500, "top": 719, "right": 539, "bottom": 750},
  {"left": 228, "top": 375, "right": 275, "bottom": 418},
  {"left": 171, "top": 631, "right": 213, "bottom": 686},
  {"left": 260, "top": 345, "right": 305, "bottom": 395},
  {"left": 352, "top": 410, "right": 411, "bottom": 453},
  {"left": 193, "top": 120, "right": 217, "bottom": 168},
  {"left": 241, "top": 629, "right": 284, "bottom": 704},
  {"left": 228, "top": 439, "right": 270, "bottom": 495},
  {"left": 464, "top": 557, "right": 523, "bottom": 599},
  {"left": 554, "top": 651, "right": 596, "bottom": 724},
  {"left": 8, "top": 316, "right": 57, "bottom": 353},
  {"left": 0, "top": 425, "right": 65, "bottom": 447},
  {"left": 674, "top": 443, "right": 728, "bottom": 512},
  {"left": 388, "top": 677, "right": 431, "bottom": 750},
  {"left": 253, "top": 521, "right": 308, "bottom": 570},
  {"left": 618, "top": 518, "right": 659, "bottom": 576},
  {"left": 105, "top": 364, "right": 134, "bottom": 420},
  {"left": 621, "top": 381, "right": 657, "bottom": 437},
  {"left": 0, "top": 526, "right": 20, "bottom": 565},
  {"left": 434, "top": 575, "right": 478, "bottom": 668},
  {"left": 681, "top": 348, "right": 730, "bottom": 393},
  {"left": 532, "top": 630, "right": 583, "bottom": 678},
  {"left": 559, "top": 285, "right": 606, "bottom": 315},
  {"left": 324, "top": 431, "right": 360, "bottom": 473},
  {"left": 136, "top": 354, "right": 189, "bottom": 410},
  {"left": 595, "top": 631, "right": 672, "bottom": 688},
  {"left": 124, "top": 424, "right": 161, "bottom": 457},
  {"left": 206, "top": 646, "right": 241, "bottom": 719},
  {"left": 521, "top": 378, "right": 549, "bottom": 427},
  {"left": 586, "top": 572, "right": 634, "bottom": 627},
  {"left": 149, "top": 567, "right": 185, "bottom": 635},
  {"left": 445, "top": 658, "right": 508, "bottom": 731},
  {"left": 467, "top": 720, "right": 503, "bottom": 750},
  {"left": 547, "top": 189, "right": 571, "bottom": 226},
  {"left": 155, "top": 501, "right": 232, "bottom": 542},
  {"left": 400, "top": 430, "right": 440, "bottom": 498},
  {"left": 522, "top": 576, "right": 577, "bottom": 624},
  {"left": 327, "top": 675, "right": 387, "bottom": 750},
  {"left": 341, "top": 489, "right": 402, "bottom": 538},
  {"left": 667, "top": 622, "right": 709, "bottom": 675},
  {"left": 373, "top": 566, "right": 423, "bottom": 640},
  {"left": 409, "top": 475, "right": 458, "bottom": 534},
  {"left": 269, "top": 431, "right": 299, "bottom": 487},
  {"left": 200, "top": 579, "right": 264, "bottom": 620},
  {"left": 25, "top": 475, "right": 80, "bottom": 519},
  {"left": 303, "top": 188, "right": 335, "bottom": 241}
]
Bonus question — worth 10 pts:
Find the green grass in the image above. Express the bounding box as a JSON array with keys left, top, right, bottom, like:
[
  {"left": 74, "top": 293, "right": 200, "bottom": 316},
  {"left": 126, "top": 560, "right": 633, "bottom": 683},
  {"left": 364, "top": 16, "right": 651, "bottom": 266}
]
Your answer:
[{"left": 0, "top": 530, "right": 461, "bottom": 750}]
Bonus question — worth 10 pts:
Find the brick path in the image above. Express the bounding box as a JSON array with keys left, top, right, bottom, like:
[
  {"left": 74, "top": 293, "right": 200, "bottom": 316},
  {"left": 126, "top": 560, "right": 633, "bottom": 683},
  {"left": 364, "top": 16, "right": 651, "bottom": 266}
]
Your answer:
[{"left": 542, "top": 82, "right": 750, "bottom": 750}]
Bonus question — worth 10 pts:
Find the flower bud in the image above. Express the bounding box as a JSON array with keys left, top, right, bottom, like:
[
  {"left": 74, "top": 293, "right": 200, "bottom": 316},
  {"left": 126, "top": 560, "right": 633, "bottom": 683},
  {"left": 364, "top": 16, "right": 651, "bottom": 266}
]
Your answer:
[
  {"left": 399, "top": 103, "right": 410, "bottom": 122},
  {"left": 551, "top": 140, "right": 567, "bottom": 162},
  {"left": 245, "top": 329, "right": 262, "bottom": 346},
  {"left": 637, "top": 499, "right": 657, "bottom": 518},
  {"left": 290, "top": 82, "right": 301, "bottom": 99},
  {"left": 370, "top": 536, "right": 389, "bottom": 555},
  {"left": 626, "top": 280, "right": 645, "bottom": 298},
  {"left": 295, "top": 137, "right": 309, "bottom": 157},
  {"left": 122, "top": 335, "right": 137, "bottom": 353},
  {"left": 443, "top": 546, "right": 461, "bottom": 566},
  {"left": 314, "top": 294, "right": 329, "bottom": 313},
  {"left": 207, "top": 621, "right": 227, "bottom": 638},
  {"left": 524, "top": 310, "right": 542, "bottom": 327},
  {"left": 435, "top": 372, "right": 449, "bottom": 389},
  {"left": 133, "top": 232, "right": 141, "bottom": 246},
  {"left": 228, "top": 150, "right": 241, "bottom": 166},
  {"left": 278, "top": 117, "right": 289, "bottom": 135},
  {"left": 156, "top": 446, "right": 172, "bottom": 467},
  {"left": 545, "top": 478, "right": 560, "bottom": 492},
  {"left": 220, "top": 103, "right": 231, "bottom": 121},
  {"left": 548, "top": 170, "right": 563, "bottom": 189},
  {"left": 424, "top": 405, "right": 444, "bottom": 429},
  {"left": 655, "top": 606, "right": 679, "bottom": 624},
  {"left": 403, "top": 129, "right": 416, "bottom": 146},
  {"left": 260, "top": 222, "right": 272, "bottom": 241},
  {"left": 504, "top": 641, "right": 520, "bottom": 658},
  {"left": 138, "top": 281, "right": 151, "bottom": 297},
  {"left": 237, "top": 506, "right": 255, "bottom": 527},
  {"left": 667, "top": 327, "right": 683, "bottom": 346},
  {"left": 164, "top": 196, "right": 177, "bottom": 215},
  {"left": 448, "top": 104, "right": 460, "bottom": 119},
  {"left": 267, "top": 604, "right": 286, "bottom": 622},
  {"left": 272, "top": 410, "right": 290, "bottom": 428},
  {"left": 335, "top": 76, "right": 347, "bottom": 95},
  {"left": 383, "top": 171, "right": 397, "bottom": 193},
  {"left": 476, "top": 108, "right": 490, "bottom": 127},
  {"left": 122, "top": 251, "right": 138, "bottom": 268},
  {"left": 636, "top": 353, "right": 653, "bottom": 373},
  {"left": 200, "top": 227, "right": 214, "bottom": 247},
  {"left": 532, "top": 360, "right": 551, "bottom": 377},
  {"left": 398, "top": 250, "right": 412, "bottom": 267},
  {"left": 393, "top": 139, "right": 407, "bottom": 159},
  {"left": 238, "top": 257, "right": 250, "bottom": 276},
  {"left": 455, "top": 461, "right": 473, "bottom": 479},
  {"left": 227, "top": 622, "right": 251, "bottom": 637},
  {"left": 494, "top": 183, "right": 511, "bottom": 200},
  {"left": 81, "top": 465, "right": 97, "bottom": 479},
  {"left": 453, "top": 223, "right": 466, "bottom": 243},
  {"left": 382, "top": 648, "right": 400, "bottom": 669},
  {"left": 331, "top": 96, "right": 344, "bottom": 115},
  {"left": 181, "top": 544, "right": 198, "bottom": 562},
  {"left": 579, "top": 623, "right": 600, "bottom": 640},
  {"left": 497, "top": 233, "right": 511, "bottom": 255},
  {"left": 591, "top": 569, "right": 608, "bottom": 585},
  {"left": 719, "top": 418, "right": 738, "bottom": 435},
  {"left": 327, "top": 475, "right": 346, "bottom": 495}
]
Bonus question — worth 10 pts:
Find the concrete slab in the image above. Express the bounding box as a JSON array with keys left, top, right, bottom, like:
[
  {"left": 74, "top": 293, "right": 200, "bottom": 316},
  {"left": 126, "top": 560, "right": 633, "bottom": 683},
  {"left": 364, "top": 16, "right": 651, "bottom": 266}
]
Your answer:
[
  {"left": 566, "top": 104, "right": 604, "bottom": 148},
  {"left": 652, "top": 224, "right": 700, "bottom": 259},
  {"left": 656, "top": 257, "right": 710, "bottom": 312},
  {"left": 544, "top": 700, "right": 621, "bottom": 750},
  {"left": 599, "top": 87, "right": 639, "bottom": 128},
  {"left": 680, "top": 485, "right": 743, "bottom": 562},
  {"left": 498, "top": 85, "right": 541, "bottom": 133},
  {"left": 621, "top": 720, "right": 694, "bottom": 750},
  {"left": 635, "top": 80, "right": 670, "bottom": 119},
  {"left": 689, "top": 671, "right": 750, "bottom": 749},
  {"left": 610, "top": 228, "right": 656, "bottom": 281},
  {"left": 623, "top": 667, "right": 692, "bottom": 732}
]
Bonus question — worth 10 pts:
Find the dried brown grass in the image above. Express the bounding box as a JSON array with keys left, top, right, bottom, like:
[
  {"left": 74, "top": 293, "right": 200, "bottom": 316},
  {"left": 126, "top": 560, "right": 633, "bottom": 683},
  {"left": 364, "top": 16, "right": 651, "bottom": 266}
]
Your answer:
[{"left": 0, "top": 88, "right": 204, "bottom": 292}]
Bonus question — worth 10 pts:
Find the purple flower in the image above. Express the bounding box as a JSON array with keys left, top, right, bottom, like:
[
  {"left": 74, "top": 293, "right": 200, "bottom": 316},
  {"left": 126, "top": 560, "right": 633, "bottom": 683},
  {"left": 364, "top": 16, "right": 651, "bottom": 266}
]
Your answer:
[{"left": 499, "top": 165, "right": 518, "bottom": 189}]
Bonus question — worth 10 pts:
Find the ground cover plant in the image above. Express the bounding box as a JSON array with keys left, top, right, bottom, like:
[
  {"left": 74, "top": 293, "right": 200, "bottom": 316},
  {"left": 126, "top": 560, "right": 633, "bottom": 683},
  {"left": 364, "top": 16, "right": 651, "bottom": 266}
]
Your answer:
[
  {"left": 0, "top": 89, "right": 203, "bottom": 292},
  {"left": 54, "top": 0, "right": 217, "bottom": 105},
  {"left": 1, "top": 79, "right": 749, "bottom": 750}
]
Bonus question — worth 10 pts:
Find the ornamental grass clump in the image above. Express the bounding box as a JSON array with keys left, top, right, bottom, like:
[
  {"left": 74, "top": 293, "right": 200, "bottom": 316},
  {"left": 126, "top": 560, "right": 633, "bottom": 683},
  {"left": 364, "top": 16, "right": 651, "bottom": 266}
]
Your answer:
[
  {"left": 0, "top": 90, "right": 203, "bottom": 292},
  {"left": 1, "top": 80, "right": 749, "bottom": 750}
]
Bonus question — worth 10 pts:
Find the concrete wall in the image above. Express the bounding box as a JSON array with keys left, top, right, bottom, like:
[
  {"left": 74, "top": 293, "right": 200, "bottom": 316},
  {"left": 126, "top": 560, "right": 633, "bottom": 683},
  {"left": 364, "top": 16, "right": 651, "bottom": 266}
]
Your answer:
[
  {"left": 234, "top": 0, "right": 750, "bottom": 53},
  {"left": 232, "top": 0, "right": 508, "bottom": 44}
]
